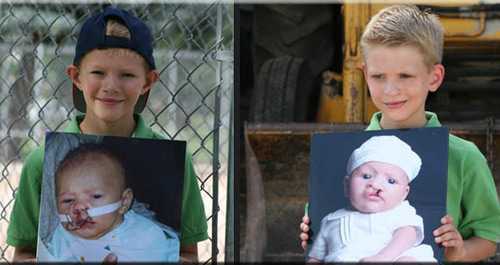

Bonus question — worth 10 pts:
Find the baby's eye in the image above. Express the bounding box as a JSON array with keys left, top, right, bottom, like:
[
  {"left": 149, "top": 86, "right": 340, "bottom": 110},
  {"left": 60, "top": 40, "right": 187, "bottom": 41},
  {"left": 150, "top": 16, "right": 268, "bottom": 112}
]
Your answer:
[
  {"left": 371, "top": 74, "right": 384, "bottom": 80},
  {"left": 90, "top": 70, "right": 104, "bottom": 76},
  {"left": 387, "top": 177, "right": 397, "bottom": 184},
  {"left": 61, "top": 198, "right": 74, "bottom": 204},
  {"left": 399, "top": 73, "right": 413, "bottom": 79},
  {"left": 362, "top": 174, "right": 372, "bottom": 179},
  {"left": 93, "top": 194, "right": 103, "bottom": 199}
]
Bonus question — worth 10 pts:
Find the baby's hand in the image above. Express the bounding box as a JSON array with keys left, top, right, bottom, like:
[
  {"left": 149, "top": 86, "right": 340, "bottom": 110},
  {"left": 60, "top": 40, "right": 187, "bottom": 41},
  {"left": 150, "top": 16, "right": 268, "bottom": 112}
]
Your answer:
[
  {"left": 102, "top": 253, "right": 117, "bottom": 264},
  {"left": 307, "top": 257, "right": 321, "bottom": 263},
  {"left": 360, "top": 254, "right": 388, "bottom": 262},
  {"left": 300, "top": 215, "right": 310, "bottom": 250},
  {"left": 433, "top": 215, "right": 465, "bottom": 261}
]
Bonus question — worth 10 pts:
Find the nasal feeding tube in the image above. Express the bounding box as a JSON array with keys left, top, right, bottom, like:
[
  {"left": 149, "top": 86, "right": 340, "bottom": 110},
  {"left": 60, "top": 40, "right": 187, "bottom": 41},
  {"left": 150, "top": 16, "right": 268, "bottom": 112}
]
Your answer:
[{"left": 58, "top": 201, "right": 122, "bottom": 225}]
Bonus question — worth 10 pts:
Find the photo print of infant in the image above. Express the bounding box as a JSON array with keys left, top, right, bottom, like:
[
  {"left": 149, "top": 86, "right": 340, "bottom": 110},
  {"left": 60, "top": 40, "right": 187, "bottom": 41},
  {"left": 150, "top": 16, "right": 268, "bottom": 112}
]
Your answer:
[
  {"left": 307, "top": 128, "right": 448, "bottom": 262},
  {"left": 36, "top": 132, "right": 186, "bottom": 262}
]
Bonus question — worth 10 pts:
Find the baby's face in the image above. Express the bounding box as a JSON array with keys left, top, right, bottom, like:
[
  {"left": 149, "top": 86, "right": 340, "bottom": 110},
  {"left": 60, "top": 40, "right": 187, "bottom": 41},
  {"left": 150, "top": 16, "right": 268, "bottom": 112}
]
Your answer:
[
  {"left": 347, "top": 161, "right": 409, "bottom": 213},
  {"left": 56, "top": 154, "right": 125, "bottom": 239}
]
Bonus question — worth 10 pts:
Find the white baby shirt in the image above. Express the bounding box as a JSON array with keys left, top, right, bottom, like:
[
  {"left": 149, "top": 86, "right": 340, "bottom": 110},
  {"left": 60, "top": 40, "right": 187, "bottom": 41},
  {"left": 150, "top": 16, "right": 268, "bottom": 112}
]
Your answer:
[
  {"left": 45, "top": 210, "right": 179, "bottom": 262},
  {"left": 308, "top": 200, "right": 436, "bottom": 262}
]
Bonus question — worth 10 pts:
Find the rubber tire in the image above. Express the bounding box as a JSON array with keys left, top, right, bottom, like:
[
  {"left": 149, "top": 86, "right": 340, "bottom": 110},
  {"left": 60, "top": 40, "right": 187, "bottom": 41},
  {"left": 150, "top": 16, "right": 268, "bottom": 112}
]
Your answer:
[{"left": 250, "top": 56, "right": 311, "bottom": 122}]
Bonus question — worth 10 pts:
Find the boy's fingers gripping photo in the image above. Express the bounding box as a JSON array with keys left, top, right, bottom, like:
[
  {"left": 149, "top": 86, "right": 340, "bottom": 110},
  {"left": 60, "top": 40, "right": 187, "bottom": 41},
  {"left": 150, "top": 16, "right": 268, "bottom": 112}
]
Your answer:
[
  {"left": 300, "top": 218, "right": 310, "bottom": 233},
  {"left": 433, "top": 215, "right": 464, "bottom": 248}
]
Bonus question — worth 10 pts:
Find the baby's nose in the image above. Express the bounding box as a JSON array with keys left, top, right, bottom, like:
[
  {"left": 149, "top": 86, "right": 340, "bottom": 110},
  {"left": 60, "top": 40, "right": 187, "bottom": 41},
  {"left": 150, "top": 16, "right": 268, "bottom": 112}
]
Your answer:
[
  {"left": 369, "top": 178, "right": 384, "bottom": 189},
  {"left": 71, "top": 200, "right": 90, "bottom": 213}
]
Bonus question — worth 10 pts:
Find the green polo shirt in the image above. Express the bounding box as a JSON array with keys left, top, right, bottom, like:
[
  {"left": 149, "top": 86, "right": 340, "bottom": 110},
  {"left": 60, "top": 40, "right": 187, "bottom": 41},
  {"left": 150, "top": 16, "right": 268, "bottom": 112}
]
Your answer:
[
  {"left": 7, "top": 114, "right": 208, "bottom": 249},
  {"left": 367, "top": 111, "right": 500, "bottom": 243}
]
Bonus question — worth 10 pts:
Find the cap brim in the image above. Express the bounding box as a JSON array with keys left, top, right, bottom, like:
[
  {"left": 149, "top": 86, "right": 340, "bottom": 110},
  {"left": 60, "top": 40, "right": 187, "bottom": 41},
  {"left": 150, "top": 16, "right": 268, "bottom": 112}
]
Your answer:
[
  {"left": 73, "top": 84, "right": 86, "bottom": 113},
  {"left": 72, "top": 84, "right": 148, "bottom": 113},
  {"left": 134, "top": 90, "right": 148, "bottom": 113}
]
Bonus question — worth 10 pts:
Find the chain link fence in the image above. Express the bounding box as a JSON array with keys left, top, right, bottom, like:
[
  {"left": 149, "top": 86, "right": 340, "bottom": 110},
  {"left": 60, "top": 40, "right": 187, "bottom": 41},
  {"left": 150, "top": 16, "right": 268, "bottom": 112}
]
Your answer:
[{"left": 0, "top": 2, "right": 233, "bottom": 263}]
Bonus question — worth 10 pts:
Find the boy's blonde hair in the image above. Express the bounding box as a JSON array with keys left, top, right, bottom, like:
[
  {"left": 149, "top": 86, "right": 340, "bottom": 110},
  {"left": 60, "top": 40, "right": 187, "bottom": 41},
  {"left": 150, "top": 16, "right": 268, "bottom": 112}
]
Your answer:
[
  {"left": 75, "top": 18, "right": 138, "bottom": 66},
  {"left": 102, "top": 18, "right": 149, "bottom": 69},
  {"left": 106, "top": 18, "right": 131, "bottom": 39},
  {"left": 360, "top": 4, "right": 444, "bottom": 68}
]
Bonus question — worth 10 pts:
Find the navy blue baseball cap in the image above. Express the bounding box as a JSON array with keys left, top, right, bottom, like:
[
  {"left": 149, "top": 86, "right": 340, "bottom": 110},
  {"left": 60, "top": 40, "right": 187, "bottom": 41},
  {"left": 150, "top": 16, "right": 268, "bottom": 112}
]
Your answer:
[{"left": 72, "top": 6, "right": 156, "bottom": 113}]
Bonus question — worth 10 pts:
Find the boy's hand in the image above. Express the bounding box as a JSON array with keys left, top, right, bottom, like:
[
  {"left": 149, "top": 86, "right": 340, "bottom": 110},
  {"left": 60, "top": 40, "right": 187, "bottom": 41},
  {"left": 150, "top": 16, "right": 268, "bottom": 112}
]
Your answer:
[
  {"left": 180, "top": 244, "right": 198, "bottom": 263},
  {"left": 13, "top": 257, "right": 36, "bottom": 263},
  {"left": 12, "top": 247, "right": 36, "bottom": 263},
  {"left": 433, "top": 215, "right": 466, "bottom": 261},
  {"left": 300, "top": 215, "right": 310, "bottom": 250}
]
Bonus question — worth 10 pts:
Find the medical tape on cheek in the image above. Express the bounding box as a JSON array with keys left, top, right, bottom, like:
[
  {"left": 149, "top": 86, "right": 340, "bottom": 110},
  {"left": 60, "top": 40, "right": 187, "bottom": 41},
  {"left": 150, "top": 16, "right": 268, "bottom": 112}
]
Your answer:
[{"left": 58, "top": 201, "right": 122, "bottom": 223}]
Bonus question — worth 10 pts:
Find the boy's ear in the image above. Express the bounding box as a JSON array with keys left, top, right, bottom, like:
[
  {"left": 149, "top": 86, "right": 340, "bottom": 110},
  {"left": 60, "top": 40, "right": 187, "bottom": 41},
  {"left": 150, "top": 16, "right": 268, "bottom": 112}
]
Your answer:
[
  {"left": 428, "top": 63, "right": 445, "bottom": 92},
  {"left": 66, "top": 65, "right": 82, "bottom": 90},
  {"left": 119, "top": 188, "right": 134, "bottom": 214},
  {"left": 141, "top": 70, "right": 159, "bottom": 95}
]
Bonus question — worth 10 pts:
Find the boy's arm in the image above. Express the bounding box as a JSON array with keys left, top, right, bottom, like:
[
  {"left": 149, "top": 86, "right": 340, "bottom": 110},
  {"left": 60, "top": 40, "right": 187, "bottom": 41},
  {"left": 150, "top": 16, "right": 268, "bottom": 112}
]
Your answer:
[
  {"left": 459, "top": 237, "right": 497, "bottom": 261},
  {"left": 361, "top": 226, "right": 418, "bottom": 261},
  {"left": 180, "top": 244, "right": 198, "bottom": 262},
  {"left": 439, "top": 142, "right": 500, "bottom": 261},
  {"left": 179, "top": 153, "right": 208, "bottom": 262},
  {"left": 13, "top": 247, "right": 36, "bottom": 262},
  {"left": 7, "top": 148, "right": 44, "bottom": 261},
  {"left": 434, "top": 215, "right": 497, "bottom": 261}
]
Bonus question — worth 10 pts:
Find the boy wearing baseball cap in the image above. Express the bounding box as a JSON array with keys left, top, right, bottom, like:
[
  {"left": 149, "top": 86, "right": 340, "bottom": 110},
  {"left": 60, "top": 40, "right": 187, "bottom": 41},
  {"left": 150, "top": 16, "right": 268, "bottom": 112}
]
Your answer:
[
  {"left": 7, "top": 6, "right": 207, "bottom": 262},
  {"left": 307, "top": 136, "right": 436, "bottom": 262}
]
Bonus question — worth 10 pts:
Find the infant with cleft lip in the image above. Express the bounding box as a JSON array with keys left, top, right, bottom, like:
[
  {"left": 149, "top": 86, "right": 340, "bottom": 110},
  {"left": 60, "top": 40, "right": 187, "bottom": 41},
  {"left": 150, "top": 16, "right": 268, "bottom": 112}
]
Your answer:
[
  {"left": 46, "top": 143, "right": 178, "bottom": 262},
  {"left": 308, "top": 135, "right": 437, "bottom": 262}
]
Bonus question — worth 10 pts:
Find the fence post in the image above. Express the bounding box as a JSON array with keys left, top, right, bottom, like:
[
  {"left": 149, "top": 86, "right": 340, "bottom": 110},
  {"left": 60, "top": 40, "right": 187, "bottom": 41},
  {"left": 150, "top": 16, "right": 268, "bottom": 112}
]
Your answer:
[{"left": 225, "top": 84, "right": 234, "bottom": 262}]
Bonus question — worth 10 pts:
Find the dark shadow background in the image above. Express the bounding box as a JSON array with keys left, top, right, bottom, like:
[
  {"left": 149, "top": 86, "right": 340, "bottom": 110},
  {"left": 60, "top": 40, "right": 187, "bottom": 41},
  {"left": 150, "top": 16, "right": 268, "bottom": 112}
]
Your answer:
[{"left": 101, "top": 135, "right": 186, "bottom": 231}]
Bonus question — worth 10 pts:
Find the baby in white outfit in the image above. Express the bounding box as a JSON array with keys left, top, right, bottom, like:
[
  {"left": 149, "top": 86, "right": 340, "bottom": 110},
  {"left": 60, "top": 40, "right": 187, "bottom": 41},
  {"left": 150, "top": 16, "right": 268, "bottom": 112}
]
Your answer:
[{"left": 308, "top": 135, "right": 436, "bottom": 262}]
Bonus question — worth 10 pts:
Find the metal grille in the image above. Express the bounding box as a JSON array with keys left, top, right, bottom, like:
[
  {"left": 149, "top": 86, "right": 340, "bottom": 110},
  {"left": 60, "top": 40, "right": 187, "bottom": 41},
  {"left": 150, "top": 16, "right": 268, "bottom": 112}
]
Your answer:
[{"left": 0, "top": 2, "right": 233, "bottom": 263}]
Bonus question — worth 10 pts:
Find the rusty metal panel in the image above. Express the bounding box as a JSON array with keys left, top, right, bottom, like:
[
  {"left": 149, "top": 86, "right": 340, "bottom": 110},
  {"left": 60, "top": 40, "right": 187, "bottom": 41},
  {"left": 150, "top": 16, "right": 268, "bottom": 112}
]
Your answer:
[{"left": 241, "top": 121, "right": 500, "bottom": 260}]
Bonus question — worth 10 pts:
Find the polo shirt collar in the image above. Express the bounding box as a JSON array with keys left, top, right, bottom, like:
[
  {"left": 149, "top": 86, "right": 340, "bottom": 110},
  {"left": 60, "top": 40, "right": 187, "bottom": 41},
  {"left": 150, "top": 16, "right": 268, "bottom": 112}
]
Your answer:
[
  {"left": 63, "top": 114, "right": 155, "bottom": 138},
  {"left": 366, "top": 111, "right": 442, "bottom": 131}
]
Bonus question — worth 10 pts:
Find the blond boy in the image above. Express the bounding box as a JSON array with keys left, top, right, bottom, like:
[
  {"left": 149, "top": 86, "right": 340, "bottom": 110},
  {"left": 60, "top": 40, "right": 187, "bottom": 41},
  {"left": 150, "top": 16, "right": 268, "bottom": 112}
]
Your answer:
[{"left": 301, "top": 4, "right": 500, "bottom": 261}]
